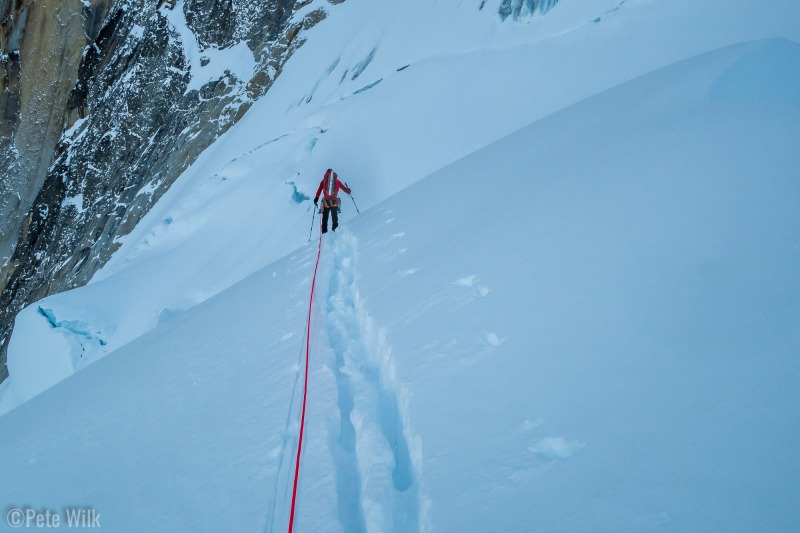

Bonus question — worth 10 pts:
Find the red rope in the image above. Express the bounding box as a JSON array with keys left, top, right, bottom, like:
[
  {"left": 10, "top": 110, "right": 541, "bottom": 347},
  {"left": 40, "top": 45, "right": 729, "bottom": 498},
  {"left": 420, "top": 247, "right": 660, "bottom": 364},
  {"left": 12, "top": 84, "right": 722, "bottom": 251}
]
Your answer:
[{"left": 288, "top": 218, "right": 323, "bottom": 533}]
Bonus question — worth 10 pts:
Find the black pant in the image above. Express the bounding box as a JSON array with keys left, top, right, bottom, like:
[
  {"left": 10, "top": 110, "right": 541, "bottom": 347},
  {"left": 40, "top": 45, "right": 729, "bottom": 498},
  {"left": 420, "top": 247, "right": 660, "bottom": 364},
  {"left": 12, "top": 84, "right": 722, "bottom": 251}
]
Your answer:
[{"left": 321, "top": 206, "right": 338, "bottom": 233}]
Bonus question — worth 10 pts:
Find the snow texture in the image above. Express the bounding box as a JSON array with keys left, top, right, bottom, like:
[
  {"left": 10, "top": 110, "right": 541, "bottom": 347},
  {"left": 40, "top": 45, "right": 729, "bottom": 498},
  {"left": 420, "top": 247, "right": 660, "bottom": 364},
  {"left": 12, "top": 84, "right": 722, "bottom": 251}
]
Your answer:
[{"left": 2, "top": 0, "right": 800, "bottom": 531}]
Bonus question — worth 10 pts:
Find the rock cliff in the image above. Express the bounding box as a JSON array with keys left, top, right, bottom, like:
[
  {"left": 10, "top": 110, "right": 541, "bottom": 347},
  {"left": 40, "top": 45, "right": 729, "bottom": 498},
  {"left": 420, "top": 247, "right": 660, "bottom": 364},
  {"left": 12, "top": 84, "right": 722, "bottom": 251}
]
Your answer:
[{"left": 0, "top": 0, "right": 333, "bottom": 381}]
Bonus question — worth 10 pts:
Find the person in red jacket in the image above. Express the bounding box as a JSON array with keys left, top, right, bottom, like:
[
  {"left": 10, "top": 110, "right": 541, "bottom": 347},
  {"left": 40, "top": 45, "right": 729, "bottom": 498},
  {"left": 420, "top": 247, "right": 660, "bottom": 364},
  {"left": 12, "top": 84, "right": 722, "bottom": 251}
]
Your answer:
[{"left": 314, "top": 168, "right": 351, "bottom": 233}]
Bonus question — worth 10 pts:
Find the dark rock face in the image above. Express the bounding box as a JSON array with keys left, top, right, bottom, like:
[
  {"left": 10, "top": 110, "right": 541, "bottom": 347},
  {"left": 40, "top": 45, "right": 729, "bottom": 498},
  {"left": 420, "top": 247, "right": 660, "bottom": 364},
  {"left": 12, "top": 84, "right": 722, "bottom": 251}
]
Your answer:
[
  {"left": 1, "top": 0, "right": 109, "bottom": 267},
  {"left": 0, "top": 0, "right": 334, "bottom": 382}
]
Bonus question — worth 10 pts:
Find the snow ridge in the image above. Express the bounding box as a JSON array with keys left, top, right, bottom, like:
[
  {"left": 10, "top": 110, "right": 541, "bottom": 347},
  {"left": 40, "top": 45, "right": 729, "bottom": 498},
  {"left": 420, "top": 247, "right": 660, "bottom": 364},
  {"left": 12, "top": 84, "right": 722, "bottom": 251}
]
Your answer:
[{"left": 325, "top": 232, "right": 424, "bottom": 533}]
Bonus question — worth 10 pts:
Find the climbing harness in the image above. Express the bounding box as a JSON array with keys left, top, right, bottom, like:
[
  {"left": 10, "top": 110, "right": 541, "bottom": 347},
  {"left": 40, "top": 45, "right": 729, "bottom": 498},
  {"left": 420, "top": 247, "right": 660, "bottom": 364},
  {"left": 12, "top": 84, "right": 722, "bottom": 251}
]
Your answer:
[{"left": 321, "top": 197, "right": 342, "bottom": 213}]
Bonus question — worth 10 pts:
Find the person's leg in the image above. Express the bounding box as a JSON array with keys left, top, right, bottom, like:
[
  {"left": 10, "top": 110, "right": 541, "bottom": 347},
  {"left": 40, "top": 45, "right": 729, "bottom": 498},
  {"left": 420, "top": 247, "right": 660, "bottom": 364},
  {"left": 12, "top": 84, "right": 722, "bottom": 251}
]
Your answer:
[
  {"left": 321, "top": 207, "right": 329, "bottom": 233},
  {"left": 331, "top": 205, "right": 339, "bottom": 231}
]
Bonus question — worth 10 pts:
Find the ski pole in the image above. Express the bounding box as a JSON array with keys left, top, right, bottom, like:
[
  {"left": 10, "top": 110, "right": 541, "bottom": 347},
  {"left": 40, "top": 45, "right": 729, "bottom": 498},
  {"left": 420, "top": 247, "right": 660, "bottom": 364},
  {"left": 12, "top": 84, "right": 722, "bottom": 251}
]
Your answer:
[
  {"left": 344, "top": 182, "right": 360, "bottom": 214},
  {"left": 308, "top": 204, "right": 317, "bottom": 242}
]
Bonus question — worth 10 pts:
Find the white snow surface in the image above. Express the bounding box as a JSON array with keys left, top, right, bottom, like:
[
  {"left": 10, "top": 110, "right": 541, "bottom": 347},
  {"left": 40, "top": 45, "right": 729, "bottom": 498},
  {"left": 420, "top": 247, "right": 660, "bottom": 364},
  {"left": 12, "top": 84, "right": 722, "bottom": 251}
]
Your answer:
[{"left": 2, "top": 0, "right": 800, "bottom": 531}]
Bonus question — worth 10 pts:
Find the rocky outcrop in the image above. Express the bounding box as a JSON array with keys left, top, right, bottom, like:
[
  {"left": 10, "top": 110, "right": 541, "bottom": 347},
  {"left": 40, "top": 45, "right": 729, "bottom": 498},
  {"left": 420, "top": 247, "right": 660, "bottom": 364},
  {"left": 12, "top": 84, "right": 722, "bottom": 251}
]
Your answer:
[
  {"left": 1, "top": 0, "right": 112, "bottom": 267},
  {"left": 0, "top": 0, "right": 335, "bottom": 382}
]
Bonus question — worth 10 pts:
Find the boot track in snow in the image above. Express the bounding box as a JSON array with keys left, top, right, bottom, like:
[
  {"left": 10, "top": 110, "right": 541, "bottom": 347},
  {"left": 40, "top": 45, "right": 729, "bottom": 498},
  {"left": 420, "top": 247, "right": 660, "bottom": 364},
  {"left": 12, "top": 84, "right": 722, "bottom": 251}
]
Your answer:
[
  {"left": 270, "top": 230, "right": 423, "bottom": 532},
  {"left": 324, "top": 232, "right": 422, "bottom": 532}
]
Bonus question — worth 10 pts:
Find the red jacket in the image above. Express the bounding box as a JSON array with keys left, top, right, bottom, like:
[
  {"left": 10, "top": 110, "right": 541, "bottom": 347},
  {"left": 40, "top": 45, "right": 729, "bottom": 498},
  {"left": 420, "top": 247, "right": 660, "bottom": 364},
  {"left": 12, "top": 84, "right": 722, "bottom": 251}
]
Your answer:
[{"left": 316, "top": 170, "right": 351, "bottom": 200}]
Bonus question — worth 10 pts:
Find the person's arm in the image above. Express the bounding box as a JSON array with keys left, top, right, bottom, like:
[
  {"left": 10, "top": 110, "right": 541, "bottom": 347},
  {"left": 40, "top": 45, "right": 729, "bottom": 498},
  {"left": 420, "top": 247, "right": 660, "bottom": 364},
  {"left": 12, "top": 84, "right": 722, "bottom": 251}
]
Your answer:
[
  {"left": 338, "top": 180, "right": 351, "bottom": 195},
  {"left": 314, "top": 180, "right": 324, "bottom": 203}
]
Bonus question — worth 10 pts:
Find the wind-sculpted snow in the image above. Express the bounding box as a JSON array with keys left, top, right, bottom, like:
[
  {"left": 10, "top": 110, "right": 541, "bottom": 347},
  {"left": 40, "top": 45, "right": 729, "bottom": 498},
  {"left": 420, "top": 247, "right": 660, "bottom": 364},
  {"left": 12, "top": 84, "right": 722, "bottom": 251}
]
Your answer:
[
  {"left": 1, "top": 38, "right": 799, "bottom": 529},
  {"left": 9, "top": 0, "right": 795, "bottom": 402},
  {"left": 708, "top": 38, "right": 800, "bottom": 103},
  {"left": 499, "top": 0, "right": 560, "bottom": 21},
  {"left": 350, "top": 48, "right": 378, "bottom": 81},
  {"left": 1, "top": 0, "right": 800, "bottom": 530},
  {"left": 353, "top": 79, "right": 383, "bottom": 95}
]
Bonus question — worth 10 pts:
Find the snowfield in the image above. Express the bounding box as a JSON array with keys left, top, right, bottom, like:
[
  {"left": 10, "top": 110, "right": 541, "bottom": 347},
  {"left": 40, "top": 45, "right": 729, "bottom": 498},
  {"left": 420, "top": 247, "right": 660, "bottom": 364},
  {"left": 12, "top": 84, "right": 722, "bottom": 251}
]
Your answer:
[{"left": 2, "top": 0, "right": 800, "bottom": 531}]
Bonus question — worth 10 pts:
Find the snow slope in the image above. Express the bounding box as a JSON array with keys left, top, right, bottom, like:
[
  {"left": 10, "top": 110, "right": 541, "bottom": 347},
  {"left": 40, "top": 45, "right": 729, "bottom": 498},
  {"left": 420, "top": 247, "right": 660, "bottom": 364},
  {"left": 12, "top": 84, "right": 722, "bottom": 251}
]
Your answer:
[
  {"left": 4, "top": 0, "right": 800, "bottom": 410},
  {"left": 2, "top": 31, "right": 800, "bottom": 532}
]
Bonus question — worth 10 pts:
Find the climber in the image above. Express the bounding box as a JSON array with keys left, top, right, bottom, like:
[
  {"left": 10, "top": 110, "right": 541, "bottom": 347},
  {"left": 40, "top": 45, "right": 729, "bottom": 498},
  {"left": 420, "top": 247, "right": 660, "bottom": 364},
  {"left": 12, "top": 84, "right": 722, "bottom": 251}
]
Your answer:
[{"left": 314, "top": 168, "right": 351, "bottom": 233}]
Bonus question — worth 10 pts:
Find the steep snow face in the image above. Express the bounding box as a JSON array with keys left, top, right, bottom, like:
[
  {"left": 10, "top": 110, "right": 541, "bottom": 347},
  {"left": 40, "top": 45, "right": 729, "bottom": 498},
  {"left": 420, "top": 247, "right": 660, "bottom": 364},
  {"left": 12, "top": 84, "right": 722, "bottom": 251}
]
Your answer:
[
  {"left": 1, "top": 36, "right": 798, "bottom": 532},
  {"left": 4, "top": 0, "right": 799, "bottom": 412}
]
